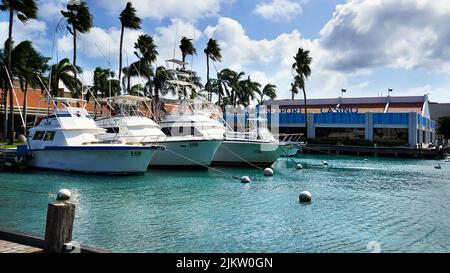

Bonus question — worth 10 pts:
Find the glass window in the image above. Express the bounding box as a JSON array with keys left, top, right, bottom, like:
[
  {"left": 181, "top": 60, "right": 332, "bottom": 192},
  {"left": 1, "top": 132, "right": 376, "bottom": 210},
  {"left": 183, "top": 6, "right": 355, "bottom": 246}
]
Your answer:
[
  {"left": 316, "top": 128, "right": 365, "bottom": 140},
  {"left": 105, "top": 127, "right": 120, "bottom": 134},
  {"left": 374, "top": 128, "right": 408, "bottom": 145},
  {"left": 32, "top": 131, "right": 45, "bottom": 141},
  {"left": 43, "top": 131, "right": 56, "bottom": 141},
  {"left": 161, "top": 128, "right": 172, "bottom": 136}
]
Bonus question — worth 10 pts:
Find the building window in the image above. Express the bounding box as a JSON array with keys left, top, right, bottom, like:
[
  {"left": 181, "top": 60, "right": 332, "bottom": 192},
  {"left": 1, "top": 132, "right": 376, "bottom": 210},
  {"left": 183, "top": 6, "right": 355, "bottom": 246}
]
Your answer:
[
  {"left": 32, "top": 131, "right": 45, "bottom": 141},
  {"left": 43, "top": 131, "right": 56, "bottom": 141},
  {"left": 374, "top": 128, "right": 408, "bottom": 145},
  {"left": 316, "top": 128, "right": 365, "bottom": 140}
]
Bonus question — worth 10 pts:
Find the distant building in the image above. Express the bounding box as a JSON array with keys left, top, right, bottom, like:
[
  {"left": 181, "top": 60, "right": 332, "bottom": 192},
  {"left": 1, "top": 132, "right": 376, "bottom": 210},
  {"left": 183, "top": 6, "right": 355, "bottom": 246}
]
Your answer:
[{"left": 264, "top": 95, "right": 436, "bottom": 147}]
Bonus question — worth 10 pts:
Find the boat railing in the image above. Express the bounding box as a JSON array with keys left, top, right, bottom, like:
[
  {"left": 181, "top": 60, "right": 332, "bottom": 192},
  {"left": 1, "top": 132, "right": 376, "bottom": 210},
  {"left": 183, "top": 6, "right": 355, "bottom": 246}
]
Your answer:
[{"left": 276, "top": 133, "right": 305, "bottom": 144}]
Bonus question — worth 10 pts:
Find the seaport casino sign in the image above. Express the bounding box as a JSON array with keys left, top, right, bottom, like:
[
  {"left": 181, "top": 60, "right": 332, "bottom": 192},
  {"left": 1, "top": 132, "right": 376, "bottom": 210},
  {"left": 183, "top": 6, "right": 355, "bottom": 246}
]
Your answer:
[{"left": 278, "top": 105, "right": 359, "bottom": 114}]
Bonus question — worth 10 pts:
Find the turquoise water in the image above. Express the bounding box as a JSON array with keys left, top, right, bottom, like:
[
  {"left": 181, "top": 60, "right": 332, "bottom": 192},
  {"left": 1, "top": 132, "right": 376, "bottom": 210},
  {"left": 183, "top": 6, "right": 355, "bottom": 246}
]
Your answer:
[{"left": 1, "top": 155, "right": 450, "bottom": 253}]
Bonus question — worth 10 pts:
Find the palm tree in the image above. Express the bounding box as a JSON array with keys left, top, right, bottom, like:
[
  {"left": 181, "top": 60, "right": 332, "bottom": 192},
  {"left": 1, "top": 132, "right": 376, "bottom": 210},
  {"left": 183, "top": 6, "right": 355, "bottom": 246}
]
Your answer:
[
  {"left": 11, "top": 41, "right": 49, "bottom": 132},
  {"left": 179, "top": 37, "right": 196, "bottom": 70},
  {"left": 292, "top": 47, "right": 312, "bottom": 138},
  {"left": 0, "top": 0, "right": 38, "bottom": 143},
  {"left": 219, "top": 69, "right": 245, "bottom": 108},
  {"left": 204, "top": 38, "right": 222, "bottom": 102},
  {"left": 118, "top": 2, "right": 141, "bottom": 93},
  {"left": 49, "top": 58, "right": 83, "bottom": 98},
  {"left": 153, "top": 66, "right": 168, "bottom": 104},
  {"left": 60, "top": 1, "right": 92, "bottom": 79},
  {"left": 209, "top": 71, "right": 230, "bottom": 111},
  {"left": 238, "top": 76, "right": 259, "bottom": 107},
  {"left": 290, "top": 76, "right": 300, "bottom": 100},
  {"left": 257, "top": 83, "right": 276, "bottom": 105},
  {"left": 93, "top": 67, "right": 119, "bottom": 99},
  {"left": 132, "top": 34, "right": 158, "bottom": 96}
]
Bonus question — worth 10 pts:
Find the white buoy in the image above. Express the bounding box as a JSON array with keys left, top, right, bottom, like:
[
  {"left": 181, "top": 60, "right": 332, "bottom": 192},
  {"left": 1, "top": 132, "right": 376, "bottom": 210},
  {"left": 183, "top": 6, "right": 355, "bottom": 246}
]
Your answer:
[
  {"left": 18, "top": 134, "right": 27, "bottom": 143},
  {"left": 241, "top": 176, "right": 250, "bottom": 183},
  {"left": 434, "top": 164, "right": 442, "bottom": 169},
  {"left": 263, "top": 168, "right": 274, "bottom": 177},
  {"left": 364, "top": 159, "right": 368, "bottom": 162},
  {"left": 296, "top": 164, "right": 303, "bottom": 170},
  {"left": 322, "top": 160, "right": 329, "bottom": 166},
  {"left": 299, "top": 191, "right": 312, "bottom": 203},
  {"left": 57, "top": 189, "right": 72, "bottom": 200}
]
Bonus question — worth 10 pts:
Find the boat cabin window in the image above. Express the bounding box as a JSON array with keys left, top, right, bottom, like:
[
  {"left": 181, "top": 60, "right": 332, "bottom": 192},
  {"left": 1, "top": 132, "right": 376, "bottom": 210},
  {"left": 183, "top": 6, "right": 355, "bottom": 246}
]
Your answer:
[
  {"left": 43, "top": 131, "right": 56, "bottom": 141},
  {"left": 105, "top": 127, "right": 120, "bottom": 134},
  {"left": 161, "top": 127, "right": 203, "bottom": 137},
  {"left": 32, "top": 131, "right": 45, "bottom": 141}
]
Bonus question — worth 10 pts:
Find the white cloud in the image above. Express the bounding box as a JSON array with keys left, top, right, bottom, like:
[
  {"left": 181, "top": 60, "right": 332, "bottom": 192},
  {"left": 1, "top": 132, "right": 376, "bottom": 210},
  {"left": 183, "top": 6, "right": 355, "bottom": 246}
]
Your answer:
[
  {"left": 94, "top": 0, "right": 223, "bottom": 21},
  {"left": 57, "top": 26, "right": 144, "bottom": 66},
  {"left": 154, "top": 18, "right": 202, "bottom": 66},
  {"left": 254, "top": 0, "right": 303, "bottom": 22},
  {"left": 0, "top": 19, "right": 48, "bottom": 49},
  {"left": 39, "top": 0, "right": 66, "bottom": 22},
  {"left": 319, "top": 0, "right": 450, "bottom": 74}
]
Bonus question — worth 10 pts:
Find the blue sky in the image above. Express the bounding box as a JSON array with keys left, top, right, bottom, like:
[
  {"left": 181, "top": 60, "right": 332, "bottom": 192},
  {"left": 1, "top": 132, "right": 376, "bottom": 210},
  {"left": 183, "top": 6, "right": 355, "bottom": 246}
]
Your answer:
[{"left": 1, "top": 0, "right": 449, "bottom": 103}]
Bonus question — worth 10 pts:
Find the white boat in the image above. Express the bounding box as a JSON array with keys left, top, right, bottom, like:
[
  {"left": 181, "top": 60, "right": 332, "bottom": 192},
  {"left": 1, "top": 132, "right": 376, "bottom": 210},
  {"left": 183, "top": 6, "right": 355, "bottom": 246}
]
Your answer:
[
  {"left": 156, "top": 59, "right": 294, "bottom": 168},
  {"left": 26, "top": 97, "right": 162, "bottom": 174},
  {"left": 95, "top": 96, "right": 222, "bottom": 168},
  {"left": 158, "top": 99, "right": 290, "bottom": 168}
]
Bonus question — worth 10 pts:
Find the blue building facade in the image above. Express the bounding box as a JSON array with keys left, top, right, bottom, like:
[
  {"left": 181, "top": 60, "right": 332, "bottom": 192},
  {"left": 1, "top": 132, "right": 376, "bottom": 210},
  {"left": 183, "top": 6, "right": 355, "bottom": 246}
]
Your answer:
[{"left": 260, "top": 96, "right": 436, "bottom": 146}]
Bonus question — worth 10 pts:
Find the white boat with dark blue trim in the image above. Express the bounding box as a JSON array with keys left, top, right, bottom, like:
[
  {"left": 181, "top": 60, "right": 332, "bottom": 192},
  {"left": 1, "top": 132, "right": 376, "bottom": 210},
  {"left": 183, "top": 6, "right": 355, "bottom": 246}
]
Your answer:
[{"left": 25, "top": 97, "right": 163, "bottom": 174}]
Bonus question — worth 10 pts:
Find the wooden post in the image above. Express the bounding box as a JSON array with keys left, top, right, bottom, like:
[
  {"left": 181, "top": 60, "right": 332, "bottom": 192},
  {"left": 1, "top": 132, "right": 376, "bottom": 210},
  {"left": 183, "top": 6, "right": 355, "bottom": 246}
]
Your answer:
[{"left": 44, "top": 202, "right": 75, "bottom": 253}]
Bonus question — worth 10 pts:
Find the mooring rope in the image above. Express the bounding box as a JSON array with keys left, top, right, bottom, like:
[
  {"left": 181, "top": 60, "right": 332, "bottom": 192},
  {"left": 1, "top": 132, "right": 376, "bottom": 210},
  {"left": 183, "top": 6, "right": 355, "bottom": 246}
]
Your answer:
[{"left": 163, "top": 147, "right": 242, "bottom": 181}]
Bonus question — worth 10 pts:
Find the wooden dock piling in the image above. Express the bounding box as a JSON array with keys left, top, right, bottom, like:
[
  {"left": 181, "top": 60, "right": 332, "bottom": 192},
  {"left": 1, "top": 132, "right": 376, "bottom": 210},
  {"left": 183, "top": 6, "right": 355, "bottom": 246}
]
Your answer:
[{"left": 44, "top": 202, "right": 75, "bottom": 253}]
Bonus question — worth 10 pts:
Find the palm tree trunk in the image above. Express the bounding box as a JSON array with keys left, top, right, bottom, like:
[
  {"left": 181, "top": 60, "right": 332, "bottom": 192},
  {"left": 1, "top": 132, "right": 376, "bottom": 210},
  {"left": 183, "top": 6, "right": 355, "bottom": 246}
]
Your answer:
[
  {"left": 73, "top": 27, "right": 78, "bottom": 98},
  {"left": 182, "top": 53, "right": 186, "bottom": 70},
  {"left": 22, "top": 83, "right": 28, "bottom": 135},
  {"left": 127, "top": 73, "right": 131, "bottom": 94},
  {"left": 303, "top": 87, "right": 308, "bottom": 140},
  {"left": 7, "top": 8, "right": 14, "bottom": 145},
  {"left": 291, "top": 90, "right": 294, "bottom": 100},
  {"left": 118, "top": 25, "right": 124, "bottom": 95},
  {"left": 206, "top": 55, "right": 210, "bottom": 101}
]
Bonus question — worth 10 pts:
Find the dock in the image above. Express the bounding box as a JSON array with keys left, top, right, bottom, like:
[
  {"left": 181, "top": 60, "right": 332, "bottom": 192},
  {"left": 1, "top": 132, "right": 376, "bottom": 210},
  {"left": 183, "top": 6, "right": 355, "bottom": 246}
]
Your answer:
[{"left": 302, "top": 144, "right": 445, "bottom": 159}]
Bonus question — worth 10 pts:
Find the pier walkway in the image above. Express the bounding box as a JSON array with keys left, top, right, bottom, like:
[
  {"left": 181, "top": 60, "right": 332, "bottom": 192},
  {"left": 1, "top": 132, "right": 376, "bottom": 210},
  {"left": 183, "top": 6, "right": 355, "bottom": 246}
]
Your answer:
[{"left": 0, "top": 239, "right": 43, "bottom": 253}]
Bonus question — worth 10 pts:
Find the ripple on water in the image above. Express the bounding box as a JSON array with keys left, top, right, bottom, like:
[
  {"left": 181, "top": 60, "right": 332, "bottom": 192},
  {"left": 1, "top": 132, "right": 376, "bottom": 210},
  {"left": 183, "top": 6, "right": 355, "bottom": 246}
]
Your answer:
[{"left": 1, "top": 155, "right": 450, "bottom": 252}]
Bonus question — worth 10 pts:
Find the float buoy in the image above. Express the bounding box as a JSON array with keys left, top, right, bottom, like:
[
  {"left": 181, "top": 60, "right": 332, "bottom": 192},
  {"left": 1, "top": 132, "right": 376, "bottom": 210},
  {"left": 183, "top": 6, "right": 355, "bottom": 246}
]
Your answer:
[
  {"left": 434, "top": 164, "right": 442, "bottom": 169},
  {"left": 241, "top": 176, "right": 250, "bottom": 183},
  {"left": 57, "top": 189, "right": 72, "bottom": 200},
  {"left": 263, "top": 168, "right": 274, "bottom": 177},
  {"left": 322, "top": 160, "right": 329, "bottom": 166},
  {"left": 299, "top": 191, "right": 312, "bottom": 203},
  {"left": 296, "top": 164, "right": 303, "bottom": 170}
]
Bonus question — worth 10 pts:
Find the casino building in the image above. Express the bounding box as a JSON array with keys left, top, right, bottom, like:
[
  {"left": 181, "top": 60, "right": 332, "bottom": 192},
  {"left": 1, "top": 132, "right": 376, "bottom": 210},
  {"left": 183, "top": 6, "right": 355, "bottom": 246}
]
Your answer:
[{"left": 264, "top": 95, "right": 436, "bottom": 147}]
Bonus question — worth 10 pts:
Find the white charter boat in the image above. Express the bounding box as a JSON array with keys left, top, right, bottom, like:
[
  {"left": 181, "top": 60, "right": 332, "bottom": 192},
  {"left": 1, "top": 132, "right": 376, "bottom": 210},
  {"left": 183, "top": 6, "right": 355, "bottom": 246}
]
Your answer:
[
  {"left": 95, "top": 96, "right": 222, "bottom": 168},
  {"left": 26, "top": 97, "right": 162, "bottom": 174},
  {"left": 158, "top": 99, "right": 290, "bottom": 168},
  {"left": 157, "top": 59, "right": 292, "bottom": 168}
]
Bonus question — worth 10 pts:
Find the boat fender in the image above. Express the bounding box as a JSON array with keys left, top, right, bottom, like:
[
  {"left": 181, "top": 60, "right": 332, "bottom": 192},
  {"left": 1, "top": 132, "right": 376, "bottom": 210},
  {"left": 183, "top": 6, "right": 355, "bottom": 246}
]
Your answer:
[
  {"left": 299, "top": 191, "right": 312, "bottom": 203},
  {"left": 57, "top": 189, "right": 72, "bottom": 200}
]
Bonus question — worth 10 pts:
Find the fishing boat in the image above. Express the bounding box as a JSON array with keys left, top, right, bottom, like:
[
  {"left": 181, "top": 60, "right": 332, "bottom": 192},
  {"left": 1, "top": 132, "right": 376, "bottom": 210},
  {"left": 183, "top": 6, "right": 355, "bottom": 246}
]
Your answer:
[
  {"left": 95, "top": 95, "right": 222, "bottom": 168},
  {"left": 25, "top": 97, "right": 162, "bottom": 174},
  {"left": 156, "top": 59, "right": 294, "bottom": 168}
]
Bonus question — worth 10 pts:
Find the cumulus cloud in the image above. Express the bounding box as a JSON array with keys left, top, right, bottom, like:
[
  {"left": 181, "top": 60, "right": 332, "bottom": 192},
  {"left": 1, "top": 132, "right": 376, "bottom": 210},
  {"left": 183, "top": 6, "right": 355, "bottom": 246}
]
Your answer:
[
  {"left": 154, "top": 18, "right": 202, "bottom": 66},
  {"left": 319, "top": 0, "right": 450, "bottom": 74},
  {"left": 0, "top": 19, "right": 48, "bottom": 49},
  {"left": 93, "top": 0, "right": 223, "bottom": 21},
  {"left": 39, "top": 0, "right": 66, "bottom": 22},
  {"left": 254, "top": 0, "right": 303, "bottom": 22},
  {"left": 57, "top": 26, "right": 144, "bottom": 64}
]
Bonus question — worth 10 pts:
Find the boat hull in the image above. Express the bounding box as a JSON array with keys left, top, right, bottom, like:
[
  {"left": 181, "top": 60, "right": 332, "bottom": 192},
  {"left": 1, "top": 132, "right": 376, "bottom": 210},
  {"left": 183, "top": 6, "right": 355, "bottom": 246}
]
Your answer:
[
  {"left": 150, "top": 140, "right": 222, "bottom": 168},
  {"left": 212, "top": 141, "right": 287, "bottom": 167},
  {"left": 27, "top": 146, "right": 158, "bottom": 174}
]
